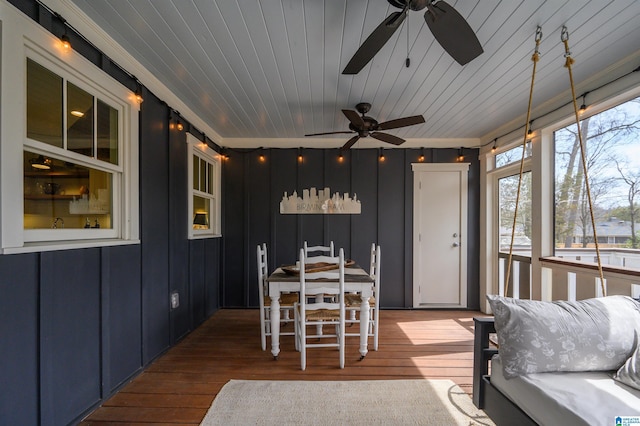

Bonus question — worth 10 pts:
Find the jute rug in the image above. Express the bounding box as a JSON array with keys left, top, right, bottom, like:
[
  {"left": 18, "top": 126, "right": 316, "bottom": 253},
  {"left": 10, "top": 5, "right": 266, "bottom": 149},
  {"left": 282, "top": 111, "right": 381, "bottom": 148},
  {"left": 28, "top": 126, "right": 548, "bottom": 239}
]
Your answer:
[{"left": 200, "top": 379, "right": 494, "bottom": 425}]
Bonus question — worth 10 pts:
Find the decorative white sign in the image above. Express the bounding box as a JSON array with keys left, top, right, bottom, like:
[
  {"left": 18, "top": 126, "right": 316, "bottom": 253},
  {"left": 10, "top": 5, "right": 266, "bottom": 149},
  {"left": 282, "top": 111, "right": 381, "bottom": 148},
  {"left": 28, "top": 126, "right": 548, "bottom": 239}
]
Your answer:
[{"left": 280, "top": 187, "right": 361, "bottom": 214}]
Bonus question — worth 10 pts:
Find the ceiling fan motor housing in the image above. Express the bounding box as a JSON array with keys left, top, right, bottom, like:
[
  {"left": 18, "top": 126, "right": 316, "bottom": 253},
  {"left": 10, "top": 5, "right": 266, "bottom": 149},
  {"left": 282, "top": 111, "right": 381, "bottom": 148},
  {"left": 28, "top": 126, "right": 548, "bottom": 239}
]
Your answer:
[
  {"left": 387, "top": 0, "right": 430, "bottom": 11},
  {"left": 349, "top": 116, "right": 379, "bottom": 136}
]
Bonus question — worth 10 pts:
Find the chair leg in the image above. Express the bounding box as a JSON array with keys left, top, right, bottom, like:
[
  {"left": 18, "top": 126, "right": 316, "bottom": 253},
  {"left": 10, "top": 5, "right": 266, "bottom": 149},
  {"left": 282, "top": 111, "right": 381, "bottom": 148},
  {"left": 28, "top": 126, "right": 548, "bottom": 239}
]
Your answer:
[
  {"left": 339, "top": 321, "right": 345, "bottom": 369},
  {"left": 372, "top": 309, "right": 379, "bottom": 351},
  {"left": 300, "top": 322, "right": 307, "bottom": 370},
  {"left": 260, "top": 307, "right": 267, "bottom": 351},
  {"left": 294, "top": 307, "right": 300, "bottom": 352}
]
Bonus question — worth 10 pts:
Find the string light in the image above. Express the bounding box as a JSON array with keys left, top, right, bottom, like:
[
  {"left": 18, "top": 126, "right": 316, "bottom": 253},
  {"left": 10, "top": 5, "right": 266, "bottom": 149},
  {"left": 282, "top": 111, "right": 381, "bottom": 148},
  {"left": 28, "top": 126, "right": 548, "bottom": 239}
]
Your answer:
[
  {"left": 527, "top": 120, "right": 533, "bottom": 136},
  {"left": 491, "top": 139, "right": 497, "bottom": 154},
  {"left": 579, "top": 93, "right": 588, "bottom": 113},
  {"left": 379, "top": 148, "right": 385, "bottom": 162},
  {"left": 457, "top": 147, "right": 464, "bottom": 162},
  {"left": 61, "top": 33, "right": 71, "bottom": 50},
  {"left": 338, "top": 151, "right": 344, "bottom": 163},
  {"left": 55, "top": 13, "right": 71, "bottom": 50},
  {"left": 134, "top": 80, "right": 144, "bottom": 104},
  {"left": 259, "top": 148, "right": 265, "bottom": 163},
  {"left": 298, "top": 147, "right": 303, "bottom": 163},
  {"left": 418, "top": 147, "right": 425, "bottom": 162}
]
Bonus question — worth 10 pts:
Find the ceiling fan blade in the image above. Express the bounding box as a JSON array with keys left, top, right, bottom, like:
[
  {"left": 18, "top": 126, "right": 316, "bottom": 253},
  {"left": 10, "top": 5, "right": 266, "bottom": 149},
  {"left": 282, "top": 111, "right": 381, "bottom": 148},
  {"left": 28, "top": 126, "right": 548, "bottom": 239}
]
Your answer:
[
  {"left": 342, "top": 11, "right": 407, "bottom": 75},
  {"left": 370, "top": 132, "right": 405, "bottom": 146},
  {"left": 378, "top": 115, "right": 425, "bottom": 131},
  {"left": 342, "top": 109, "right": 365, "bottom": 129},
  {"left": 341, "top": 135, "right": 361, "bottom": 150},
  {"left": 424, "top": 1, "right": 483, "bottom": 66},
  {"left": 305, "top": 130, "right": 355, "bottom": 137}
]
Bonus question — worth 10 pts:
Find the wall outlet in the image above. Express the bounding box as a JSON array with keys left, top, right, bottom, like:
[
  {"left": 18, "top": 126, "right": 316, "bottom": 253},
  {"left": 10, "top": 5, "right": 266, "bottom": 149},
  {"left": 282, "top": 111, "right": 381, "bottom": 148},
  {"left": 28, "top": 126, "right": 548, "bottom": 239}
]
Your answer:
[{"left": 170, "top": 292, "right": 180, "bottom": 309}]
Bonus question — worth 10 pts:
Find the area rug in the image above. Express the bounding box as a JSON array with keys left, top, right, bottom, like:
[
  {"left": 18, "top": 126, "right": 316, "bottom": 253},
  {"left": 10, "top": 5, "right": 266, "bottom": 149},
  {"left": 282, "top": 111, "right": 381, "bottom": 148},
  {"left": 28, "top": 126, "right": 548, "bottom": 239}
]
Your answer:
[{"left": 200, "top": 379, "right": 494, "bottom": 425}]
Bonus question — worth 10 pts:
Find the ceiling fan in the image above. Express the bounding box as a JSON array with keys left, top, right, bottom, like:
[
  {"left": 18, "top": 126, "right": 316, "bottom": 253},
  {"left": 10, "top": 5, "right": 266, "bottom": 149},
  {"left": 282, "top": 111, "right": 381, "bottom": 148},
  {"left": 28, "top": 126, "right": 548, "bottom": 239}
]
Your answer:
[
  {"left": 342, "top": 0, "right": 483, "bottom": 75},
  {"left": 304, "top": 102, "right": 425, "bottom": 150}
]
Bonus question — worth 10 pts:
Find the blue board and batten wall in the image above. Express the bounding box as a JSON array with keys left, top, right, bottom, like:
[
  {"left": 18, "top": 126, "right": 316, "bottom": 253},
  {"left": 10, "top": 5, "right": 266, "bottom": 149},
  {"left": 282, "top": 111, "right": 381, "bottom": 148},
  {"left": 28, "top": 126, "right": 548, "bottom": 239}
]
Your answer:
[
  {"left": 0, "top": 0, "right": 479, "bottom": 424},
  {"left": 222, "top": 148, "right": 480, "bottom": 310}
]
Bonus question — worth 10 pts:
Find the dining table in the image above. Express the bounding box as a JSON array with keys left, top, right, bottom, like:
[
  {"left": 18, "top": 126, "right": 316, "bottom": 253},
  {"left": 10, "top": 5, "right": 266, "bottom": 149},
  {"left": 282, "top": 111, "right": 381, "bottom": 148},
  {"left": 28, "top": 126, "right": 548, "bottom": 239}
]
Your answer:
[{"left": 266, "top": 264, "right": 375, "bottom": 360}]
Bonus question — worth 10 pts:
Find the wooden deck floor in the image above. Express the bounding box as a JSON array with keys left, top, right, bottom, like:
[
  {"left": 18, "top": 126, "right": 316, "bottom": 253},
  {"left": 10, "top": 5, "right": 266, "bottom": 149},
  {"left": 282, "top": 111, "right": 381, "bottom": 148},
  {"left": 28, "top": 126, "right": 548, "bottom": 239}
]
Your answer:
[{"left": 81, "top": 309, "right": 486, "bottom": 425}]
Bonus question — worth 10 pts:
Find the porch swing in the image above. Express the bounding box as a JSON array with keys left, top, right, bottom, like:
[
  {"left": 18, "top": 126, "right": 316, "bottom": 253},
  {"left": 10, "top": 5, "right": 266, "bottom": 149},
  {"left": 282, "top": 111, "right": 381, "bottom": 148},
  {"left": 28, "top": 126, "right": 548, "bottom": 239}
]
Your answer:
[{"left": 503, "top": 26, "right": 607, "bottom": 299}]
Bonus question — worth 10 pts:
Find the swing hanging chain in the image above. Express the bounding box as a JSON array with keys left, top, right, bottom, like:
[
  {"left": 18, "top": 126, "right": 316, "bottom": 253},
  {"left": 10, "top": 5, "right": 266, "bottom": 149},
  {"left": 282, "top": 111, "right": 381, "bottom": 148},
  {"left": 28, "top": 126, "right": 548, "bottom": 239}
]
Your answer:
[
  {"left": 504, "top": 26, "right": 542, "bottom": 296},
  {"left": 562, "top": 26, "right": 607, "bottom": 297}
]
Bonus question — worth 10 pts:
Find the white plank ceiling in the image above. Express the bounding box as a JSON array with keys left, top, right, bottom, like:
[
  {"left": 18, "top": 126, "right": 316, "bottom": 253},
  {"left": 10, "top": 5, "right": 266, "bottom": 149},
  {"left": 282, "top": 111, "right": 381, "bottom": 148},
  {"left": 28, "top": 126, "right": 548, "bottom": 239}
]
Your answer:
[{"left": 61, "top": 0, "right": 640, "bottom": 149}]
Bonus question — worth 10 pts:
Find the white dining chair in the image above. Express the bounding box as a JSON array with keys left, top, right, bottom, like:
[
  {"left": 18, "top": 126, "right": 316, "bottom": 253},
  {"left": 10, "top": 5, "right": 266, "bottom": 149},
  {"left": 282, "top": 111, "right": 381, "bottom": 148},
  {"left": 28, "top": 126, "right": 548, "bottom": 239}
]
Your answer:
[
  {"left": 257, "top": 243, "right": 297, "bottom": 351},
  {"left": 294, "top": 248, "right": 345, "bottom": 370},
  {"left": 303, "top": 241, "right": 335, "bottom": 257},
  {"left": 345, "top": 243, "right": 381, "bottom": 350}
]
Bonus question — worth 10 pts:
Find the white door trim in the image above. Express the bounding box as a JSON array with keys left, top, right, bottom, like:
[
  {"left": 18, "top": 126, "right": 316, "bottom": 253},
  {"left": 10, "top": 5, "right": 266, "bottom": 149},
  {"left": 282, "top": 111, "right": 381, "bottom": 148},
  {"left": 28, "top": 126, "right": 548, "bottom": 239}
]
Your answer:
[{"left": 412, "top": 163, "right": 469, "bottom": 308}]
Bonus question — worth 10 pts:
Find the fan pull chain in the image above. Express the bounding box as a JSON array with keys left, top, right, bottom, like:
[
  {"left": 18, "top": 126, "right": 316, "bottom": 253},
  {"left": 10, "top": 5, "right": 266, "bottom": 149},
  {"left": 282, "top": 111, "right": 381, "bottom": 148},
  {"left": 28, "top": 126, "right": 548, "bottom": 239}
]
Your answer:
[
  {"left": 406, "top": 14, "right": 410, "bottom": 67},
  {"left": 561, "top": 26, "right": 607, "bottom": 297},
  {"left": 504, "top": 26, "right": 542, "bottom": 297}
]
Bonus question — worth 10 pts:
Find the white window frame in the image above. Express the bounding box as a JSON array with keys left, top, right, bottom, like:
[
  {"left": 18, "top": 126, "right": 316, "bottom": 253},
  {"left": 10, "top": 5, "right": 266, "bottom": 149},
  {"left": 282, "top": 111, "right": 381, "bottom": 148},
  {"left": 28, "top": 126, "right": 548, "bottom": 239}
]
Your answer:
[
  {"left": 0, "top": 3, "right": 139, "bottom": 253},
  {"left": 187, "top": 133, "right": 221, "bottom": 239}
]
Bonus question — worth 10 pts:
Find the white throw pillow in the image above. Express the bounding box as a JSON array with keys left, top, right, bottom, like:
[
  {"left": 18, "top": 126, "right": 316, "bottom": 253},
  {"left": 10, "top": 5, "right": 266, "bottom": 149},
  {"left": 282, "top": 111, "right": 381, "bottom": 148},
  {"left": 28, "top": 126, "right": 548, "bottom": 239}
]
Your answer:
[
  {"left": 614, "top": 332, "right": 640, "bottom": 391},
  {"left": 487, "top": 295, "right": 640, "bottom": 379}
]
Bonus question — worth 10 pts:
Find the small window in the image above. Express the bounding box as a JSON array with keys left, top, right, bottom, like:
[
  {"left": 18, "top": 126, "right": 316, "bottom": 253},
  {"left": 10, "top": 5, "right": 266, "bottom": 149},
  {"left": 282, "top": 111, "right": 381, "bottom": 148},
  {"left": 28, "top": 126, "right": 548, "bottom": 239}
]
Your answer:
[
  {"left": 495, "top": 141, "right": 531, "bottom": 168},
  {"left": 187, "top": 133, "right": 220, "bottom": 239}
]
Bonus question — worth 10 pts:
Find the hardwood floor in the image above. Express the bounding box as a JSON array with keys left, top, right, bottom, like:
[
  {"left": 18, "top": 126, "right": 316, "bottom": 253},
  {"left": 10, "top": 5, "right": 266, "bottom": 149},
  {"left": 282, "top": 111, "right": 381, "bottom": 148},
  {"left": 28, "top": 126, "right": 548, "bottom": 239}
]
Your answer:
[{"left": 81, "top": 309, "right": 486, "bottom": 425}]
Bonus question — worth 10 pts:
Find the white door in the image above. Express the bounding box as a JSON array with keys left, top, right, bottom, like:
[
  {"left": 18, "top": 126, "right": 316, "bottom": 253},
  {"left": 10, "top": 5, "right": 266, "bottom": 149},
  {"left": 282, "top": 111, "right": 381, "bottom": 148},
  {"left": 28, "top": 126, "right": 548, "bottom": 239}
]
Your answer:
[{"left": 412, "top": 163, "right": 468, "bottom": 307}]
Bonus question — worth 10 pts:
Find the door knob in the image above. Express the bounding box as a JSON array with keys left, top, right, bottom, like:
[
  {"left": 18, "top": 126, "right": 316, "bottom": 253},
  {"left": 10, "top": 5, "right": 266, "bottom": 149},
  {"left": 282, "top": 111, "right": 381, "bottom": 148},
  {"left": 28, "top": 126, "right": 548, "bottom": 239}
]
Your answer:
[{"left": 452, "top": 242, "right": 459, "bottom": 247}]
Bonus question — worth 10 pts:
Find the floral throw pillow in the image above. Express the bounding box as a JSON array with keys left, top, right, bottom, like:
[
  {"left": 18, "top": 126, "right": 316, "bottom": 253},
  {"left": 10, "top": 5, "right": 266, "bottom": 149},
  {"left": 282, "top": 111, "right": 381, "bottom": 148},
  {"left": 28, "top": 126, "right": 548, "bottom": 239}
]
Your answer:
[
  {"left": 614, "top": 333, "right": 640, "bottom": 391},
  {"left": 487, "top": 295, "right": 640, "bottom": 379}
]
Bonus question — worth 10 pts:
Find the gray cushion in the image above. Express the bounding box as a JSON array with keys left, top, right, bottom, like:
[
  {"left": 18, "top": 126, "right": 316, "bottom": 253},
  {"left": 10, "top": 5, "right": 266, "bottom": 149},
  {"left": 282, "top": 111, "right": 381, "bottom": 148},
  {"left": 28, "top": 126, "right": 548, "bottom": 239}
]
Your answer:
[
  {"left": 614, "top": 332, "right": 640, "bottom": 391},
  {"left": 487, "top": 295, "right": 640, "bottom": 379}
]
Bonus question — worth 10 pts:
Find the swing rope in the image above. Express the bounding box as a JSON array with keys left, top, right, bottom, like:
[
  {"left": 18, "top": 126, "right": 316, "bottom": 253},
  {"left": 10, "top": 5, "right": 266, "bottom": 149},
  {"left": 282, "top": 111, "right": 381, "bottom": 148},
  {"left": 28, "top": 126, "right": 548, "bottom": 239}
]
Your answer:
[
  {"left": 561, "top": 26, "right": 607, "bottom": 296},
  {"left": 504, "top": 27, "right": 542, "bottom": 296}
]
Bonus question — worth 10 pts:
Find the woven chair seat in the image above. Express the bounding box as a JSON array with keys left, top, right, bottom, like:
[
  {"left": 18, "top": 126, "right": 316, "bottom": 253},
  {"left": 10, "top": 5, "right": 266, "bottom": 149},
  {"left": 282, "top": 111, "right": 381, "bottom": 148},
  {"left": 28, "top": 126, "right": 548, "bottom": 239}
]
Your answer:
[
  {"left": 345, "top": 293, "right": 375, "bottom": 307},
  {"left": 265, "top": 292, "right": 298, "bottom": 307},
  {"left": 303, "top": 308, "right": 341, "bottom": 321}
]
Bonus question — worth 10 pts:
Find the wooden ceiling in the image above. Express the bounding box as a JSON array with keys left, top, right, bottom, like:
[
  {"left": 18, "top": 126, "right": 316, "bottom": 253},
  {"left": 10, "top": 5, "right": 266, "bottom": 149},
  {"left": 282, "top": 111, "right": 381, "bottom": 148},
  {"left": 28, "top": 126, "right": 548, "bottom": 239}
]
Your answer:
[{"left": 62, "top": 0, "right": 640, "bottom": 149}]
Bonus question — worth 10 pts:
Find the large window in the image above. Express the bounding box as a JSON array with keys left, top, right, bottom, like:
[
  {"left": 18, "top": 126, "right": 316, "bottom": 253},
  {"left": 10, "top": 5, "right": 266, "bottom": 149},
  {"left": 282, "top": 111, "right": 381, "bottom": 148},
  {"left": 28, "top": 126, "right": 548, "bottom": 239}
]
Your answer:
[
  {"left": 0, "top": 20, "right": 139, "bottom": 254},
  {"left": 554, "top": 96, "right": 640, "bottom": 262},
  {"left": 187, "top": 133, "right": 221, "bottom": 239}
]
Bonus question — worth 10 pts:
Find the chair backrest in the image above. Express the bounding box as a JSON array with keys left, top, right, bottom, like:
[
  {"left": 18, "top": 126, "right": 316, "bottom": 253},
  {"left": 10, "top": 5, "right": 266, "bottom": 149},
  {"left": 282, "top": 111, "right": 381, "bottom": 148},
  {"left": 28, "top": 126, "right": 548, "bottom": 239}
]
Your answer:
[
  {"left": 298, "top": 248, "right": 345, "bottom": 314},
  {"left": 303, "top": 254, "right": 340, "bottom": 264},
  {"left": 257, "top": 243, "right": 268, "bottom": 301},
  {"left": 303, "top": 241, "right": 335, "bottom": 257},
  {"left": 370, "top": 243, "right": 381, "bottom": 299}
]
